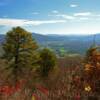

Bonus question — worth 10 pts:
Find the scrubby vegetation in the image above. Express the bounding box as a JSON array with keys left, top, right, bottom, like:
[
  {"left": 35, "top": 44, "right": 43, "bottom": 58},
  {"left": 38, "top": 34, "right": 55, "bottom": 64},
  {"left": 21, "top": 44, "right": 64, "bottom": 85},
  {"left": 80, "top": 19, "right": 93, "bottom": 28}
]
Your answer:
[{"left": 0, "top": 27, "right": 100, "bottom": 100}]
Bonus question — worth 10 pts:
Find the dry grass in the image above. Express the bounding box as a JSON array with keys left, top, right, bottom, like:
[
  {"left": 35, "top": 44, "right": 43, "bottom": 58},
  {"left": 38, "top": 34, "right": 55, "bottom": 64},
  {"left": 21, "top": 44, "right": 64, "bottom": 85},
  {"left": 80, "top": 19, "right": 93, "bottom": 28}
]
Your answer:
[{"left": 0, "top": 56, "right": 96, "bottom": 100}]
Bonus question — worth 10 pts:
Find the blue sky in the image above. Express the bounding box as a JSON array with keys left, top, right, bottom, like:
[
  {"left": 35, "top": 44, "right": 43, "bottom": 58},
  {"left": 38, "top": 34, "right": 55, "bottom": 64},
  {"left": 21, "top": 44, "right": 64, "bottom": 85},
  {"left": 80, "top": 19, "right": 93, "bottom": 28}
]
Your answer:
[{"left": 0, "top": 0, "right": 100, "bottom": 35}]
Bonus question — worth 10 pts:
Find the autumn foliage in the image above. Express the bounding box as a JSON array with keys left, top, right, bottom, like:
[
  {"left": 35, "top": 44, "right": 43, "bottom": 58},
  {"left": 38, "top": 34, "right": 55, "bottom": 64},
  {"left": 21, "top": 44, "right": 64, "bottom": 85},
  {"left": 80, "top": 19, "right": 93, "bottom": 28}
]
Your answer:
[{"left": 0, "top": 27, "right": 100, "bottom": 100}]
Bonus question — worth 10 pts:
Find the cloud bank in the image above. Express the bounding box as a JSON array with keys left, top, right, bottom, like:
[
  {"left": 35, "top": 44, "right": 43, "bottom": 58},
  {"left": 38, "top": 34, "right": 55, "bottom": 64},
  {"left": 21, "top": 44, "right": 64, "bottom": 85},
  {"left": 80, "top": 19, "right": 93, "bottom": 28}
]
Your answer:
[
  {"left": 74, "top": 12, "right": 91, "bottom": 16},
  {"left": 0, "top": 18, "right": 66, "bottom": 26}
]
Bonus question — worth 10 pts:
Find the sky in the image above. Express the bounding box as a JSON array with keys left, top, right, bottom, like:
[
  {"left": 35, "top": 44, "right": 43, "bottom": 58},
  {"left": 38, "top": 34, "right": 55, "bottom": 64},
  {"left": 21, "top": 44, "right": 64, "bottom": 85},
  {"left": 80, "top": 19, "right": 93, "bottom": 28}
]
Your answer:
[{"left": 0, "top": 0, "right": 100, "bottom": 35}]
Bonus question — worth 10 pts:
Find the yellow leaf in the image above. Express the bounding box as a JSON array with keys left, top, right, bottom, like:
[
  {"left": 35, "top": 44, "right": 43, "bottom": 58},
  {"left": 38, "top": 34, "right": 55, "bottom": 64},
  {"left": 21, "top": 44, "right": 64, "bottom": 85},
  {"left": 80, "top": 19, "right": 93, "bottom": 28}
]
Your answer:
[
  {"left": 32, "top": 96, "right": 35, "bottom": 100},
  {"left": 85, "top": 85, "right": 91, "bottom": 92}
]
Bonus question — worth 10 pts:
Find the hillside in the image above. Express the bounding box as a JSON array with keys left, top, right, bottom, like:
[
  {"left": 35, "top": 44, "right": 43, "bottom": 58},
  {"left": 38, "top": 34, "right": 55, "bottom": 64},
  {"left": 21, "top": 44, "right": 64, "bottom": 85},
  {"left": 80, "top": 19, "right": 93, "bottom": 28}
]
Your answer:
[
  {"left": 32, "top": 33, "right": 100, "bottom": 55},
  {"left": 0, "top": 33, "right": 100, "bottom": 56}
]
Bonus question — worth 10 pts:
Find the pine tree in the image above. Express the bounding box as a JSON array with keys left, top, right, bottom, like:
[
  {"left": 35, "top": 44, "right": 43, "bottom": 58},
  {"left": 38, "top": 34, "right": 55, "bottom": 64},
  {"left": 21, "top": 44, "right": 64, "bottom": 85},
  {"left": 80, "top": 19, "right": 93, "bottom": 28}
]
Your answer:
[
  {"left": 3, "top": 27, "right": 38, "bottom": 83},
  {"left": 39, "top": 48, "right": 56, "bottom": 77}
]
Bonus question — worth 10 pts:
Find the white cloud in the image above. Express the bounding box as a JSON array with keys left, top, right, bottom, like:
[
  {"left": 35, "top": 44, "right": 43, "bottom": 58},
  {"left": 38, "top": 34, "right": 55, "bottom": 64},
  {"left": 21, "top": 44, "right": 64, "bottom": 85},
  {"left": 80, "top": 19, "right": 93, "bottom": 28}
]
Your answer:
[
  {"left": 70, "top": 4, "right": 78, "bottom": 8},
  {"left": 96, "top": 14, "right": 100, "bottom": 17},
  {"left": 0, "top": 18, "right": 66, "bottom": 26},
  {"left": 52, "top": 10, "right": 59, "bottom": 14},
  {"left": 48, "top": 12, "right": 95, "bottom": 21},
  {"left": 79, "top": 17, "right": 89, "bottom": 20},
  {"left": 0, "top": 18, "right": 25, "bottom": 26},
  {"left": 56, "top": 14, "right": 75, "bottom": 20},
  {"left": 74, "top": 12, "right": 91, "bottom": 16}
]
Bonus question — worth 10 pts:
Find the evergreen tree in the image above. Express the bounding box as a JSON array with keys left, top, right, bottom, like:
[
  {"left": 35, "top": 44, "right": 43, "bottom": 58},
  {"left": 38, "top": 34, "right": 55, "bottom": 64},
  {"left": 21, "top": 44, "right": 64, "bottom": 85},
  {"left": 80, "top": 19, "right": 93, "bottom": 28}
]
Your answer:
[
  {"left": 3, "top": 27, "right": 38, "bottom": 83},
  {"left": 39, "top": 48, "right": 56, "bottom": 77}
]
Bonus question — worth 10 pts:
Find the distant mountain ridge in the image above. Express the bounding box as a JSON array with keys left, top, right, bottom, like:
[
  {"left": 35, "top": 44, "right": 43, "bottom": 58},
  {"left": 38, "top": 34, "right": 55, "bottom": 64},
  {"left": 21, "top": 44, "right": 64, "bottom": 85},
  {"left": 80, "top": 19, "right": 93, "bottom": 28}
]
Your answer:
[
  {"left": 32, "top": 33, "right": 100, "bottom": 43},
  {"left": 0, "top": 33, "right": 100, "bottom": 55}
]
